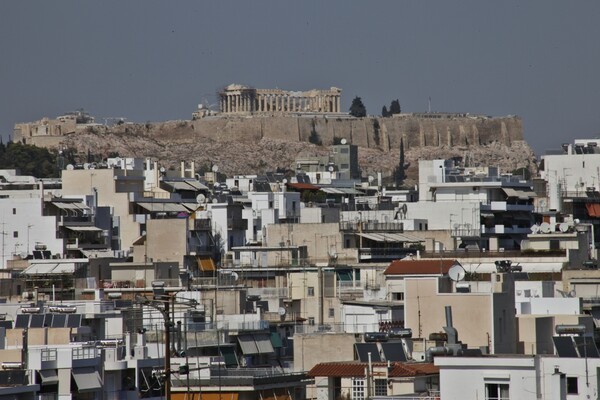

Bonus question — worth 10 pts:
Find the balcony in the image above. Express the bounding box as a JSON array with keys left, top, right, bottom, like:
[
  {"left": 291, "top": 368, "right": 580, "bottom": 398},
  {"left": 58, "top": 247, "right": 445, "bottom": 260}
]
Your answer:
[
  {"left": 340, "top": 221, "right": 404, "bottom": 232},
  {"left": 193, "top": 219, "right": 211, "bottom": 231}
]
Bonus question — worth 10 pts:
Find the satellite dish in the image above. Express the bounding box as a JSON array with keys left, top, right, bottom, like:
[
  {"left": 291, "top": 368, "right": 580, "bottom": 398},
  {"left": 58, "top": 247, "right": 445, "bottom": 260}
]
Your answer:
[
  {"left": 66, "top": 164, "right": 74, "bottom": 170},
  {"left": 530, "top": 224, "right": 540, "bottom": 234},
  {"left": 341, "top": 138, "right": 347, "bottom": 145},
  {"left": 159, "top": 166, "right": 166, "bottom": 173},
  {"left": 83, "top": 163, "right": 90, "bottom": 170},
  {"left": 278, "top": 307, "right": 286, "bottom": 316},
  {"left": 212, "top": 198, "right": 218, "bottom": 203},
  {"left": 282, "top": 178, "right": 288, "bottom": 184},
  {"left": 540, "top": 222, "right": 552, "bottom": 233},
  {"left": 453, "top": 223, "right": 460, "bottom": 230},
  {"left": 448, "top": 263, "right": 466, "bottom": 282},
  {"left": 214, "top": 182, "right": 220, "bottom": 188},
  {"left": 368, "top": 175, "right": 374, "bottom": 184},
  {"left": 328, "top": 166, "right": 334, "bottom": 172},
  {"left": 569, "top": 289, "right": 576, "bottom": 298},
  {"left": 19, "top": 252, "right": 27, "bottom": 259},
  {"left": 212, "top": 165, "right": 219, "bottom": 173},
  {"left": 196, "top": 194, "right": 206, "bottom": 204},
  {"left": 231, "top": 271, "right": 239, "bottom": 281},
  {"left": 559, "top": 223, "right": 570, "bottom": 233}
]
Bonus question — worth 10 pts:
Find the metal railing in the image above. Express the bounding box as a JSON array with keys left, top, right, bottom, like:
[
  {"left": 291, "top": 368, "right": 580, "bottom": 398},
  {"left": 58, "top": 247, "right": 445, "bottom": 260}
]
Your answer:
[
  {"left": 41, "top": 349, "right": 57, "bottom": 362},
  {"left": 340, "top": 221, "right": 404, "bottom": 232},
  {"left": 73, "top": 347, "right": 99, "bottom": 360}
]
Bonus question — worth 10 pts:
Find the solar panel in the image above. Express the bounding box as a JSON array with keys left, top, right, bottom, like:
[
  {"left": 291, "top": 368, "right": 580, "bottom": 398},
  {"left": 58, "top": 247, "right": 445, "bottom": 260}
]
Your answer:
[
  {"left": 29, "top": 314, "right": 44, "bottom": 328},
  {"left": 14, "top": 315, "right": 30, "bottom": 329},
  {"left": 380, "top": 342, "right": 407, "bottom": 362},
  {"left": 553, "top": 336, "right": 578, "bottom": 357},
  {"left": 355, "top": 343, "right": 381, "bottom": 362},
  {"left": 67, "top": 314, "right": 82, "bottom": 328},
  {"left": 574, "top": 337, "right": 600, "bottom": 358},
  {"left": 33, "top": 251, "right": 43, "bottom": 259},
  {"left": 51, "top": 314, "right": 66, "bottom": 328}
]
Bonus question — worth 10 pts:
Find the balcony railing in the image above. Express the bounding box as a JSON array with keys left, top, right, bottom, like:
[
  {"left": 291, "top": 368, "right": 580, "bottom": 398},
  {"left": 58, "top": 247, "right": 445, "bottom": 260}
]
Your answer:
[
  {"left": 340, "top": 221, "right": 404, "bottom": 232},
  {"left": 193, "top": 219, "right": 211, "bottom": 231}
]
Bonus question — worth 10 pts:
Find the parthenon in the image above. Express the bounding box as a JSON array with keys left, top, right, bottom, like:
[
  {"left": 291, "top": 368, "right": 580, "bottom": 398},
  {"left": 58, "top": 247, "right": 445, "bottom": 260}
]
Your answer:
[{"left": 219, "top": 84, "right": 342, "bottom": 114}]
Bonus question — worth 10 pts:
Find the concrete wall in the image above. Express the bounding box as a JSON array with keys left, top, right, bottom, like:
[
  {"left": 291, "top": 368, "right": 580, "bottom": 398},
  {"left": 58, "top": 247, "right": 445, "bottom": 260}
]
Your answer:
[
  {"left": 404, "top": 277, "right": 496, "bottom": 351},
  {"left": 293, "top": 333, "right": 356, "bottom": 372}
]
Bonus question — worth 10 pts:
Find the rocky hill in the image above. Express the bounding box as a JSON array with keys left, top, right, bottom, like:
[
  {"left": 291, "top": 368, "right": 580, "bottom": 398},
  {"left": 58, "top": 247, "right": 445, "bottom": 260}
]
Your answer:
[{"left": 59, "top": 115, "right": 537, "bottom": 181}]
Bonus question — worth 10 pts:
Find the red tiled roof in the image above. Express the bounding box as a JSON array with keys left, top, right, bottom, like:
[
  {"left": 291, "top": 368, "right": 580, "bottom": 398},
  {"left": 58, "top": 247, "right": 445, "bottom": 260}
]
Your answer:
[
  {"left": 308, "top": 362, "right": 439, "bottom": 378},
  {"left": 383, "top": 259, "right": 458, "bottom": 275}
]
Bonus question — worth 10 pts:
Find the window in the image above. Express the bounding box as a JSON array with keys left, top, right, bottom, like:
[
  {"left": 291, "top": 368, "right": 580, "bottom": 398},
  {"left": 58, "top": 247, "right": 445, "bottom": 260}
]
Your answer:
[
  {"left": 374, "top": 379, "right": 387, "bottom": 396},
  {"left": 567, "top": 377, "right": 578, "bottom": 394},
  {"left": 307, "top": 286, "right": 315, "bottom": 296},
  {"left": 12, "top": 208, "right": 16, "bottom": 215},
  {"left": 351, "top": 378, "right": 365, "bottom": 400},
  {"left": 13, "top": 231, "right": 18, "bottom": 238},
  {"left": 340, "top": 148, "right": 349, "bottom": 154},
  {"left": 328, "top": 308, "right": 334, "bottom": 318},
  {"left": 269, "top": 201, "right": 273, "bottom": 208},
  {"left": 392, "top": 292, "right": 404, "bottom": 301},
  {"left": 485, "top": 383, "right": 509, "bottom": 400},
  {"left": 308, "top": 317, "right": 315, "bottom": 326}
]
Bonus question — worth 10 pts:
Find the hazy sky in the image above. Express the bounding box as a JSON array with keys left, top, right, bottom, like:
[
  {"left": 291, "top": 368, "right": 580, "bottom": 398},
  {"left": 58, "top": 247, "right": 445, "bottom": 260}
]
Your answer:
[{"left": 1, "top": 1, "right": 599, "bottom": 155}]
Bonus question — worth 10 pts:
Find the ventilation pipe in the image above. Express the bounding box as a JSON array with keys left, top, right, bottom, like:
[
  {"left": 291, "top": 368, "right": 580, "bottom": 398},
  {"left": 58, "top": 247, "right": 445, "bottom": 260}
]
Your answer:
[{"left": 443, "top": 306, "right": 458, "bottom": 345}]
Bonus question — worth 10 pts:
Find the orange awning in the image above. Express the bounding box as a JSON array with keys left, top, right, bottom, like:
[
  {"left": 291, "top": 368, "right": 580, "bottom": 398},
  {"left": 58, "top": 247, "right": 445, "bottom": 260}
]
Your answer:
[
  {"left": 197, "top": 257, "right": 216, "bottom": 272},
  {"left": 586, "top": 203, "right": 600, "bottom": 218}
]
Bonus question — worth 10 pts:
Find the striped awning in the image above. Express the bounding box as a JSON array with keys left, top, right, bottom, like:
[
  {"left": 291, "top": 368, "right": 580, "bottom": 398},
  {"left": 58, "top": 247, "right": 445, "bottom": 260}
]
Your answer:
[{"left": 357, "top": 232, "right": 424, "bottom": 243}]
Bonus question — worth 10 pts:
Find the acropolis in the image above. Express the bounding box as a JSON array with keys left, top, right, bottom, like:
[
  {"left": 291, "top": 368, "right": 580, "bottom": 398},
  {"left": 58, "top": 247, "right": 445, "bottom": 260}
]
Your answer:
[{"left": 219, "top": 84, "right": 342, "bottom": 114}]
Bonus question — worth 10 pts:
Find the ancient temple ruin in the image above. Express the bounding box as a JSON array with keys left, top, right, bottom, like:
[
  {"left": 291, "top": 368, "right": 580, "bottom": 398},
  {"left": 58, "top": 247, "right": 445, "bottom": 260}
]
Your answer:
[{"left": 219, "top": 84, "right": 342, "bottom": 114}]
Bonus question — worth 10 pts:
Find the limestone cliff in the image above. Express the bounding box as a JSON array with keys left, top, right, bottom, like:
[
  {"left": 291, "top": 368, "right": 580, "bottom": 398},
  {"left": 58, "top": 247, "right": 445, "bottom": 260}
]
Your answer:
[{"left": 56, "top": 114, "right": 535, "bottom": 179}]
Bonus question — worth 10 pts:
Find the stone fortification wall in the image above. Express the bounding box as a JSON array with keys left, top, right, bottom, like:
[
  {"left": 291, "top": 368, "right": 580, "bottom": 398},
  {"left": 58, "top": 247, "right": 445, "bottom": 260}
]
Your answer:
[{"left": 190, "top": 114, "right": 522, "bottom": 151}]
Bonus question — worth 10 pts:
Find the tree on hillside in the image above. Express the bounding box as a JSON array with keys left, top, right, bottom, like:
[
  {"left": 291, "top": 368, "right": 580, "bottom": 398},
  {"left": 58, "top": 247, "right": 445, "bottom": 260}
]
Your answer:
[
  {"left": 349, "top": 97, "right": 367, "bottom": 118},
  {"left": 394, "top": 137, "right": 407, "bottom": 186},
  {"left": 0, "top": 142, "right": 57, "bottom": 178},
  {"left": 390, "top": 99, "right": 401, "bottom": 115},
  {"left": 382, "top": 106, "right": 390, "bottom": 117}
]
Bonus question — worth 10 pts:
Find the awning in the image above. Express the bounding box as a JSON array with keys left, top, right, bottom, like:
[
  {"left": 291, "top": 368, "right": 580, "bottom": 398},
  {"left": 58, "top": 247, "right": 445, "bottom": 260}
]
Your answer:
[
  {"left": 65, "top": 226, "right": 102, "bottom": 232},
  {"left": 591, "top": 309, "right": 600, "bottom": 328},
  {"left": 163, "top": 180, "right": 208, "bottom": 191},
  {"left": 238, "top": 335, "right": 259, "bottom": 355},
  {"left": 22, "top": 262, "right": 77, "bottom": 275},
  {"left": 220, "top": 346, "right": 238, "bottom": 367},
  {"left": 51, "top": 201, "right": 90, "bottom": 211},
  {"left": 39, "top": 369, "right": 59, "bottom": 385},
  {"left": 136, "top": 202, "right": 189, "bottom": 213},
  {"left": 336, "top": 270, "right": 353, "bottom": 281},
  {"left": 320, "top": 187, "right": 363, "bottom": 195},
  {"left": 197, "top": 257, "right": 216, "bottom": 272},
  {"left": 72, "top": 368, "right": 102, "bottom": 392},
  {"left": 502, "top": 188, "right": 536, "bottom": 200},
  {"left": 254, "top": 333, "right": 275, "bottom": 354},
  {"left": 357, "top": 232, "right": 424, "bottom": 243},
  {"left": 586, "top": 203, "right": 600, "bottom": 218},
  {"left": 270, "top": 332, "right": 283, "bottom": 348}
]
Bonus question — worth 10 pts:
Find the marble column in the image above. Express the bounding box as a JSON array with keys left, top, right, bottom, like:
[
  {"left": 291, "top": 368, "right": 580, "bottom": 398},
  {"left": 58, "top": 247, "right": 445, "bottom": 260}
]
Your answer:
[{"left": 336, "top": 97, "right": 340, "bottom": 113}]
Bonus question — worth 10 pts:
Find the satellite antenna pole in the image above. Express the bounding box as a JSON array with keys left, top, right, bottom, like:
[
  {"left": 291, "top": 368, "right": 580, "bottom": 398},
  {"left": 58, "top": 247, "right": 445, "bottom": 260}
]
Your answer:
[{"left": 428, "top": 97, "right": 431, "bottom": 113}]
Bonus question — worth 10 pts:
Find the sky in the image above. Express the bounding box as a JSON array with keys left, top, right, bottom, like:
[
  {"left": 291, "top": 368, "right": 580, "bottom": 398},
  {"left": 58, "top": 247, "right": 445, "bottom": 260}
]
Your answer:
[{"left": 1, "top": 1, "right": 599, "bottom": 156}]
